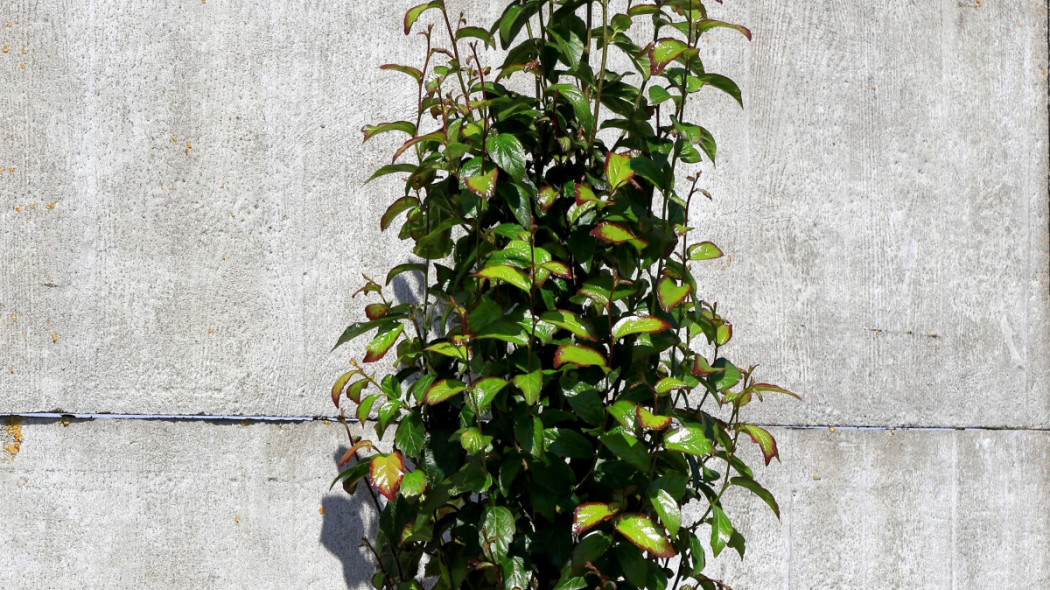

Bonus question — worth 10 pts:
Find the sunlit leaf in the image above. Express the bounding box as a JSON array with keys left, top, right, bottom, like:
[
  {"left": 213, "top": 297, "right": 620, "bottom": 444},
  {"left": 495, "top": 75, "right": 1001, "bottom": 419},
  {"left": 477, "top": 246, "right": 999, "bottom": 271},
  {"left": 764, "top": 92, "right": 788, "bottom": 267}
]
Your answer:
[
  {"left": 400, "top": 470, "right": 427, "bottom": 497},
  {"left": 475, "top": 264, "right": 531, "bottom": 292},
  {"left": 664, "top": 423, "right": 713, "bottom": 456},
  {"left": 369, "top": 452, "right": 405, "bottom": 501},
  {"left": 425, "top": 341, "right": 470, "bottom": 361},
  {"left": 752, "top": 382, "right": 802, "bottom": 401},
  {"left": 649, "top": 488, "right": 681, "bottom": 537},
  {"left": 572, "top": 502, "right": 615, "bottom": 535},
  {"left": 364, "top": 303, "right": 389, "bottom": 321},
  {"left": 687, "top": 241, "right": 723, "bottom": 261},
  {"left": 379, "top": 63, "right": 423, "bottom": 82},
  {"left": 654, "top": 377, "right": 689, "bottom": 395},
  {"left": 554, "top": 344, "right": 609, "bottom": 370},
  {"left": 697, "top": 19, "right": 753, "bottom": 41},
  {"left": 710, "top": 505, "right": 733, "bottom": 557},
  {"left": 456, "top": 25, "right": 495, "bottom": 48},
  {"left": 649, "top": 38, "right": 688, "bottom": 75},
  {"left": 362, "top": 121, "right": 416, "bottom": 143},
  {"left": 465, "top": 166, "right": 499, "bottom": 199},
  {"left": 636, "top": 406, "right": 672, "bottom": 430},
  {"left": 605, "top": 152, "right": 635, "bottom": 192},
  {"left": 540, "top": 310, "right": 597, "bottom": 341},
  {"left": 713, "top": 358, "right": 741, "bottom": 391},
  {"left": 541, "top": 261, "right": 573, "bottom": 279},
  {"left": 392, "top": 130, "right": 444, "bottom": 163},
  {"left": 615, "top": 514, "right": 675, "bottom": 558},
  {"left": 657, "top": 277, "right": 692, "bottom": 312},
  {"left": 716, "top": 322, "right": 732, "bottom": 346},
  {"left": 346, "top": 379, "right": 369, "bottom": 404},
  {"left": 697, "top": 73, "right": 743, "bottom": 107},
  {"left": 459, "top": 427, "right": 491, "bottom": 452},
  {"left": 380, "top": 196, "right": 419, "bottom": 231},
  {"left": 486, "top": 133, "right": 527, "bottom": 180},
  {"left": 574, "top": 183, "right": 599, "bottom": 205},
  {"left": 404, "top": 1, "right": 443, "bottom": 35},
  {"left": 513, "top": 370, "right": 543, "bottom": 405},
  {"left": 331, "top": 370, "right": 359, "bottom": 408},
  {"left": 425, "top": 379, "right": 466, "bottom": 405},
  {"left": 606, "top": 400, "right": 638, "bottom": 429},
  {"left": 537, "top": 186, "right": 558, "bottom": 211},
  {"left": 611, "top": 315, "right": 671, "bottom": 340},
  {"left": 363, "top": 323, "right": 404, "bottom": 362},
  {"left": 472, "top": 377, "right": 508, "bottom": 412},
  {"left": 739, "top": 424, "right": 779, "bottom": 465}
]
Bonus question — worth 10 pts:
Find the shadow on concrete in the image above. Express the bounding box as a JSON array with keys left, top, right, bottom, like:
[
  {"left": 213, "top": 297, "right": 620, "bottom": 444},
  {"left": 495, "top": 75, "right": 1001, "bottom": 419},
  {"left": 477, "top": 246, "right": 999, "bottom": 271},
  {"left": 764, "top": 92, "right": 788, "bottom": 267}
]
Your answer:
[{"left": 320, "top": 446, "right": 377, "bottom": 589}]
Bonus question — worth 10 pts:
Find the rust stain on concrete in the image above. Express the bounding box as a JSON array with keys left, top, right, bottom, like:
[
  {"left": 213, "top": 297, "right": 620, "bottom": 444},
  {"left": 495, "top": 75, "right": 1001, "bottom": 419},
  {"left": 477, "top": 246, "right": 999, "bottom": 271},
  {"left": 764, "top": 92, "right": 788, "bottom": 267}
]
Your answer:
[{"left": 3, "top": 416, "right": 24, "bottom": 461}]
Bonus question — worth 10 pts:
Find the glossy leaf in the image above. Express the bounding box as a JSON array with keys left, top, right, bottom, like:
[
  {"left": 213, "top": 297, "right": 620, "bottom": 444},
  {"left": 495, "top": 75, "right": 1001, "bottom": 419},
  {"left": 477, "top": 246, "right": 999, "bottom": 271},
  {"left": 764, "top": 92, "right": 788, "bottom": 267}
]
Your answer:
[
  {"left": 481, "top": 506, "right": 515, "bottom": 562},
  {"left": 400, "top": 469, "right": 426, "bottom": 497},
  {"left": 363, "top": 323, "right": 404, "bottom": 363},
  {"left": 713, "top": 358, "right": 742, "bottom": 391},
  {"left": 612, "top": 316, "right": 671, "bottom": 340},
  {"left": 513, "top": 370, "right": 543, "bottom": 405},
  {"left": 649, "top": 38, "right": 688, "bottom": 74},
  {"left": 475, "top": 264, "right": 530, "bottom": 291},
  {"left": 425, "top": 341, "right": 470, "bottom": 361},
  {"left": 537, "top": 186, "right": 558, "bottom": 211},
  {"left": 574, "top": 183, "right": 599, "bottom": 205},
  {"left": 465, "top": 166, "right": 499, "bottom": 199},
  {"left": 710, "top": 505, "right": 733, "bottom": 557},
  {"left": 615, "top": 514, "right": 675, "bottom": 558},
  {"left": 657, "top": 277, "right": 692, "bottom": 312},
  {"left": 364, "top": 303, "right": 389, "bottom": 321},
  {"left": 472, "top": 377, "right": 507, "bottom": 412},
  {"left": 425, "top": 379, "right": 466, "bottom": 405},
  {"left": 345, "top": 379, "right": 369, "bottom": 404},
  {"left": 687, "top": 241, "right": 724, "bottom": 261},
  {"left": 649, "top": 488, "right": 681, "bottom": 537},
  {"left": 486, "top": 133, "right": 527, "bottom": 180},
  {"left": 740, "top": 424, "right": 779, "bottom": 465},
  {"left": 591, "top": 222, "right": 639, "bottom": 245},
  {"left": 664, "top": 424, "right": 714, "bottom": 456},
  {"left": 654, "top": 377, "right": 689, "bottom": 395},
  {"left": 572, "top": 502, "right": 615, "bottom": 535},
  {"left": 605, "top": 152, "right": 635, "bottom": 192},
  {"left": 368, "top": 452, "right": 405, "bottom": 501},
  {"left": 554, "top": 344, "right": 608, "bottom": 370},
  {"left": 394, "top": 412, "right": 425, "bottom": 457},
  {"left": 540, "top": 310, "right": 597, "bottom": 341}
]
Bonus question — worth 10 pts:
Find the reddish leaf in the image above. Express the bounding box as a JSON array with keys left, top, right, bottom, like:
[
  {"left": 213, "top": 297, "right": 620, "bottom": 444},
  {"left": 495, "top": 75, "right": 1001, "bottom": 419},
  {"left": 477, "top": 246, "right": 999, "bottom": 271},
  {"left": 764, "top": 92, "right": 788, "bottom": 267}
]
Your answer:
[
  {"left": 369, "top": 452, "right": 406, "bottom": 501},
  {"left": 636, "top": 406, "right": 672, "bottom": 430},
  {"left": 331, "top": 370, "right": 359, "bottom": 408},
  {"left": 425, "top": 379, "right": 467, "bottom": 405},
  {"left": 392, "top": 130, "right": 444, "bottom": 163},
  {"left": 649, "top": 37, "right": 689, "bottom": 75},
  {"left": 740, "top": 424, "right": 779, "bottom": 465},
  {"left": 380, "top": 63, "right": 423, "bottom": 83},
  {"left": 362, "top": 121, "right": 416, "bottom": 143},
  {"left": 615, "top": 514, "right": 676, "bottom": 558},
  {"left": 363, "top": 323, "right": 404, "bottom": 363},
  {"left": 554, "top": 344, "right": 609, "bottom": 370},
  {"left": 365, "top": 303, "right": 390, "bottom": 321},
  {"left": 338, "top": 439, "right": 375, "bottom": 468},
  {"left": 404, "top": 1, "right": 442, "bottom": 35},
  {"left": 611, "top": 315, "right": 671, "bottom": 340},
  {"left": 752, "top": 383, "right": 802, "bottom": 401},
  {"left": 574, "top": 183, "right": 599, "bottom": 205},
  {"left": 465, "top": 167, "right": 499, "bottom": 199}
]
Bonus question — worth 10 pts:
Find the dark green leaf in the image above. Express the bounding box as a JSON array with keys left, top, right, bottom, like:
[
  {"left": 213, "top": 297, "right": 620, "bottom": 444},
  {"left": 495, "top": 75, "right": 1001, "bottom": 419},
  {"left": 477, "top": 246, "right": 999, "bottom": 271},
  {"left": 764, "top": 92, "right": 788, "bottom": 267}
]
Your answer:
[
  {"left": 730, "top": 476, "right": 780, "bottom": 518},
  {"left": 486, "top": 133, "right": 527, "bottom": 180}
]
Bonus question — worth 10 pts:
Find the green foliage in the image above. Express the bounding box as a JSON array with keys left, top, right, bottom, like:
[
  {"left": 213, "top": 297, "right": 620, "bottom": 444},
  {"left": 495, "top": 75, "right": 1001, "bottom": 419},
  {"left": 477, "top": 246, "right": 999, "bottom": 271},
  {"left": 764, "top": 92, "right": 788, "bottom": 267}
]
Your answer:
[{"left": 331, "top": 1, "right": 799, "bottom": 589}]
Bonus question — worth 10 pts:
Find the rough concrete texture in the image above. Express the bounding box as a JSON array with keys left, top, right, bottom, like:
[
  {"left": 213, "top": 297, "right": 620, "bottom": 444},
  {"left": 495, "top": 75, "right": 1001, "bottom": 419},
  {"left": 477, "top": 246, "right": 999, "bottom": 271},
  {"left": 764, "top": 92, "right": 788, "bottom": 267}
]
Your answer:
[
  {"left": 0, "top": 1, "right": 1046, "bottom": 425},
  {"left": 2, "top": 420, "right": 1046, "bottom": 590}
]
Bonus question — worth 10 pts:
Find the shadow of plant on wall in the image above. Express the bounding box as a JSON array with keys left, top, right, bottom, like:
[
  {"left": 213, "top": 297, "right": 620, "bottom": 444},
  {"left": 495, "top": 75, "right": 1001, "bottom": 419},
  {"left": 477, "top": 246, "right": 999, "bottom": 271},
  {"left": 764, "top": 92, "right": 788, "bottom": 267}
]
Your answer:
[
  {"left": 329, "top": 1, "right": 800, "bottom": 589},
  {"left": 320, "top": 447, "right": 375, "bottom": 589}
]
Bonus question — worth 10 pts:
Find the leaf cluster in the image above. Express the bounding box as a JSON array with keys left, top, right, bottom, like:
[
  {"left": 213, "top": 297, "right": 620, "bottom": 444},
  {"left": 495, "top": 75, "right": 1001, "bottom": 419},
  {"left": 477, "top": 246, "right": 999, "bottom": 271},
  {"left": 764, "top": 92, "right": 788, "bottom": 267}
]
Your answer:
[{"left": 331, "top": 2, "right": 798, "bottom": 590}]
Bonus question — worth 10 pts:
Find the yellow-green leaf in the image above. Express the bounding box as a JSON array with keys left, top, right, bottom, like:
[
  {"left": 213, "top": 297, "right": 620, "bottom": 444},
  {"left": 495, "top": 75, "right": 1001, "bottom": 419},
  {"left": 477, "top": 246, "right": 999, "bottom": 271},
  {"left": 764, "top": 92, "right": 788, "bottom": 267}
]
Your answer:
[
  {"left": 379, "top": 63, "right": 423, "bottom": 83},
  {"left": 572, "top": 502, "right": 615, "bottom": 535},
  {"left": 362, "top": 121, "right": 416, "bottom": 143},
  {"left": 574, "top": 183, "right": 599, "bottom": 205},
  {"left": 475, "top": 264, "right": 531, "bottom": 292},
  {"left": 611, "top": 315, "right": 671, "bottom": 340},
  {"left": 540, "top": 310, "right": 597, "bottom": 341},
  {"left": 649, "top": 37, "right": 688, "bottom": 74},
  {"left": 363, "top": 323, "right": 404, "bottom": 363},
  {"left": 425, "top": 379, "right": 466, "bottom": 405},
  {"left": 331, "top": 370, "right": 360, "bottom": 408},
  {"left": 615, "top": 514, "right": 675, "bottom": 558},
  {"left": 687, "top": 241, "right": 723, "bottom": 261},
  {"left": 369, "top": 452, "right": 405, "bottom": 501},
  {"left": 656, "top": 277, "right": 692, "bottom": 312},
  {"left": 404, "top": 1, "right": 443, "bottom": 35},
  {"left": 664, "top": 424, "right": 713, "bottom": 456},
  {"left": 605, "top": 152, "right": 635, "bottom": 192},
  {"left": 513, "top": 370, "right": 543, "bottom": 405},
  {"left": 472, "top": 377, "right": 508, "bottom": 412},
  {"left": 426, "top": 341, "right": 470, "bottom": 361},
  {"left": 537, "top": 186, "right": 558, "bottom": 211},
  {"left": 554, "top": 344, "right": 608, "bottom": 370},
  {"left": 636, "top": 406, "right": 672, "bottom": 430},
  {"left": 465, "top": 166, "right": 499, "bottom": 199},
  {"left": 337, "top": 439, "right": 375, "bottom": 468},
  {"left": 654, "top": 377, "right": 689, "bottom": 395},
  {"left": 400, "top": 469, "right": 427, "bottom": 497},
  {"left": 649, "top": 488, "right": 681, "bottom": 537}
]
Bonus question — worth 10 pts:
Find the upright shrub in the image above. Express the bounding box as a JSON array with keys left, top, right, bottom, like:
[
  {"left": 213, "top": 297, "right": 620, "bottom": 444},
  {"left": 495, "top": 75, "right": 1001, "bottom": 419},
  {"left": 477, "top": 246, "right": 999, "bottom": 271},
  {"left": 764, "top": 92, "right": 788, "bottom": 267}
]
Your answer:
[{"left": 331, "top": 2, "right": 798, "bottom": 589}]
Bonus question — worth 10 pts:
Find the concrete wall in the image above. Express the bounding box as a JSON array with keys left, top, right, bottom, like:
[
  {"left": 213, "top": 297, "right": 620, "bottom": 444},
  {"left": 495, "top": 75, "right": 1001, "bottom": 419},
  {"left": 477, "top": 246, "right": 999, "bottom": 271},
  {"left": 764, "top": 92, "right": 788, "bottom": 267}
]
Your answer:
[{"left": 1, "top": 0, "right": 1047, "bottom": 588}]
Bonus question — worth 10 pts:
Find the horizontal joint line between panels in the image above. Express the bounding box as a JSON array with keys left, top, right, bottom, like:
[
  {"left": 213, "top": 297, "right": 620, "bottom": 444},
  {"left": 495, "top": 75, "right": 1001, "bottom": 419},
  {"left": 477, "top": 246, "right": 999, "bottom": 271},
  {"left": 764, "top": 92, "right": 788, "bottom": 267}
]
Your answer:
[{"left": 0, "top": 414, "right": 1047, "bottom": 433}]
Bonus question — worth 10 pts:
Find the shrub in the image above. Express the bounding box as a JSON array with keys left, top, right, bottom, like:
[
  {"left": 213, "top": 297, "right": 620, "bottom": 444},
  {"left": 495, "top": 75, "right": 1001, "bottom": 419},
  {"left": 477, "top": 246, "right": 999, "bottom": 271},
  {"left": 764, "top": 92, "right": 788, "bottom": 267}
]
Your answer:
[{"left": 331, "top": 2, "right": 798, "bottom": 589}]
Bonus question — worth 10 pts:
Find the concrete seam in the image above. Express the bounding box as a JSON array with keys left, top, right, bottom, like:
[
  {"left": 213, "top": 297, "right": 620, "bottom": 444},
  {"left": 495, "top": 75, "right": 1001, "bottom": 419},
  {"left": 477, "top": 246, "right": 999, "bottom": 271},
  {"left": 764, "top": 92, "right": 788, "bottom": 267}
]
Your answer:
[{"left": 0, "top": 412, "right": 1048, "bottom": 432}]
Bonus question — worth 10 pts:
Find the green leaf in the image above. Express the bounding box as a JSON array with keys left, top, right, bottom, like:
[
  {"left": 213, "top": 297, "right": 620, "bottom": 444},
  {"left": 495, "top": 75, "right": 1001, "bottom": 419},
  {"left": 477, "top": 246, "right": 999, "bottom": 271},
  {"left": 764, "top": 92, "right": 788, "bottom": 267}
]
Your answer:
[
  {"left": 331, "top": 370, "right": 358, "bottom": 408},
  {"left": 648, "top": 85, "right": 673, "bottom": 105},
  {"left": 465, "top": 166, "right": 499, "bottom": 199},
  {"left": 590, "top": 222, "right": 640, "bottom": 246},
  {"left": 716, "top": 322, "right": 733, "bottom": 346},
  {"left": 379, "top": 63, "right": 423, "bottom": 82},
  {"left": 664, "top": 424, "right": 714, "bottom": 456},
  {"left": 713, "top": 358, "right": 741, "bottom": 391},
  {"left": 540, "top": 310, "right": 597, "bottom": 341},
  {"left": 537, "top": 186, "right": 558, "bottom": 211},
  {"left": 385, "top": 262, "right": 425, "bottom": 285},
  {"left": 332, "top": 317, "right": 399, "bottom": 351},
  {"left": 380, "top": 196, "right": 419, "bottom": 231},
  {"left": 615, "top": 514, "right": 675, "bottom": 558},
  {"left": 571, "top": 532, "right": 612, "bottom": 573},
  {"left": 365, "top": 163, "right": 417, "bottom": 183},
  {"left": 730, "top": 476, "right": 780, "bottom": 518},
  {"left": 649, "top": 488, "right": 681, "bottom": 537},
  {"left": 574, "top": 183, "right": 599, "bottom": 205},
  {"left": 600, "top": 431, "right": 650, "bottom": 472},
  {"left": 549, "top": 28, "right": 585, "bottom": 70},
  {"left": 606, "top": 400, "right": 638, "bottom": 429},
  {"left": 549, "top": 83, "right": 593, "bottom": 134},
  {"left": 501, "top": 555, "right": 530, "bottom": 590},
  {"left": 330, "top": 460, "right": 370, "bottom": 493},
  {"left": 629, "top": 156, "right": 668, "bottom": 191},
  {"left": 345, "top": 379, "right": 369, "bottom": 404},
  {"left": 554, "top": 344, "right": 608, "bottom": 370},
  {"left": 656, "top": 277, "right": 692, "bottom": 312},
  {"left": 654, "top": 377, "right": 689, "bottom": 395},
  {"left": 481, "top": 506, "right": 515, "bottom": 563},
  {"left": 357, "top": 393, "right": 380, "bottom": 421},
  {"left": 697, "top": 19, "right": 753, "bottom": 41},
  {"left": 636, "top": 406, "right": 672, "bottom": 430},
  {"left": 572, "top": 502, "right": 615, "bottom": 535},
  {"left": 425, "top": 379, "right": 466, "bottom": 405},
  {"left": 363, "top": 323, "right": 404, "bottom": 363},
  {"left": 565, "top": 387, "right": 604, "bottom": 426},
  {"left": 486, "top": 133, "right": 527, "bottom": 180},
  {"left": 710, "top": 505, "right": 733, "bottom": 557},
  {"left": 605, "top": 152, "right": 635, "bottom": 192},
  {"left": 688, "top": 241, "right": 723, "bottom": 261},
  {"left": 752, "top": 382, "right": 802, "bottom": 401},
  {"left": 459, "top": 427, "right": 491, "bottom": 452},
  {"left": 400, "top": 469, "right": 426, "bottom": 497},
  {"left": 456, "top": 25, "right": 495, "bottom": 48},
  {"left": 697, "top": 73, "right": 743, "bottom": 107},
  {"left": 513, "top": 370, "right": 543, "bottom": 405},
  {"left": 368, "top": 452, "right": 406, "bottom": 501},
  {"left": 472, "top": 377, "right": 508, "bottom": 412},
  {"left": 392, "top": 130, "right": 444, "bottom": 162},
  {"left": 475, "top": 264, "right": 531, "bottom": 292},
  {"left": 547, "top": 428, "right": 593, "bottom": 459},
  {"left": 362, "top": 121, "right": 416, "bottom": 143},
  {"left": 394, "top": 412, "right": 425, "bottom": 457},
  {"left": 739, "top": 424, "right": 779, "bottom": 465},
  {"left": 612, "top": 316, "right": 671, "bottom": 340},
  {"left": 425, "top": 341, "right": 470, "bottom": 361},
  {"left": 404, "top": 1, "right": 443, "bottom": 35}
]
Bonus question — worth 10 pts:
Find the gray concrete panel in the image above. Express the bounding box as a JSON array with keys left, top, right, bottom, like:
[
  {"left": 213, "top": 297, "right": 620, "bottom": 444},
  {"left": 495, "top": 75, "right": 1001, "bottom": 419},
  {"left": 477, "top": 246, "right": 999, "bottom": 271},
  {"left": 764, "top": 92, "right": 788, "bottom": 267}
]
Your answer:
[
  {"left": 1, "top": 1, "right": 1047, "bottom": 426},
  {"left": 2, "top": 420, "right": 1046, "bottom": 589}
]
